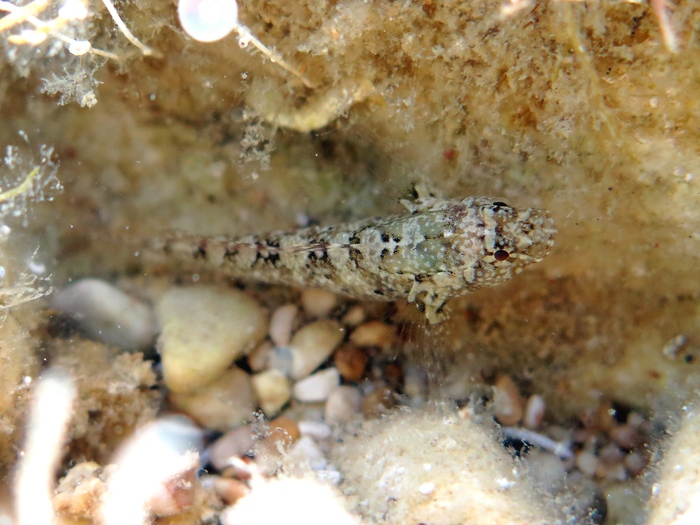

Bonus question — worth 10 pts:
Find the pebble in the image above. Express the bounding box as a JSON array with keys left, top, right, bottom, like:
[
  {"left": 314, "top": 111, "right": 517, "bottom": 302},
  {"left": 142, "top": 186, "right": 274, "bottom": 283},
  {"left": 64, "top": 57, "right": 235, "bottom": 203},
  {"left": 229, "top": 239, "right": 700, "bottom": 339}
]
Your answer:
[
  {"left": 576, "top": 451, "right": 599, "bottom": 477},
  {"left": 609, "top": 424, "right": 641, "bottom": 449},
  {"left": 341, "top": 305, "right": 365, "bottom": 327},
  {"left": 267, "top": 416, "right": 301, "bottom": 448},
  {"left": 333, "top": 344, "right": 367, "bottom": 382},
  {"left": 156, "top": 286, "right": 267, "bottom": 393},
  {"left": 523, "top": 394, "right": 546, "bottom": 429},
  {"left": 315, "top": 469, "right": 342, "bottom": 485},
  {"left": 289, "top": 320, "right": 345, "bottom": 380},
  {"left": 418, "top": 482, "right": 436, "bottom": 495},
  {"left": 247, "top": 341, "right": 273, "bottom": 372},
  {"left": 492, "top": 374, "right": 523, "bottom": 426},
  {"left": 169, "top": 367, "right": 256, "bottom": 431},
  {"left": 293, "top": 368, "right": 340, "bottom": 403},
  {"left": 289, "top": 435, "right": 328, "bottom": 470},
  {"left": 208, "top": 426, "right": 255, "bottom": 470},
  {"left": 361, "top": 387, "right": 395, "bottom": 418},
  {"left": 251, "top": 369, "right": 291, "bottom": 417},
  {"left": 623, "top": 451, "right": 649, "bottom": 476},
  {"left": 349, "top": 321, "right": 395, "bottom": 349},
  {"left": 221, "top": 477, "right": 358, "bottom": 525},
  {"left": 212, "top": 476, "right": 249, "bottom": 505},
  {"left": 298, "top": 420, "right": 332, "bottom": 441},
  {"left": 52, "top": 279, "right": 157, "bottom": 351},
  {"left": 300, "top": 288, "right": 337, "bottom": 318},
  {"left": 269, "top": 304, "right": 298, "bottom": 347},
  {"left": 324, "top": 386, "right": 362, "bottom": 424}
]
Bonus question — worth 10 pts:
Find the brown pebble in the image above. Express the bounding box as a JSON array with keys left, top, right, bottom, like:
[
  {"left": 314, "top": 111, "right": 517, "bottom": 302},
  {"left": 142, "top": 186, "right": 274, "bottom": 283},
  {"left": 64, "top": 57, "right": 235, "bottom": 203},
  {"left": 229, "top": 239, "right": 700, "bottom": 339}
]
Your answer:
[
  {"left": 54, "top": 462, "right": 111, "bottom": 519},
  {"left": 213, "top": 476, "right": 250, "bottom": 505},
  {"left": 268, "top": 416, "right": 300, "bottom": 447},
  {"left": 361, "top": 387, "right": 395, "bottom": 419},
  {"left": 146, "top": 459, "right": 199, "bottom": 517},
  {"left": 609, "top": 424, "right": 641, "bottom": 449},
  {"left": 383, "top": 362, "right": 403, "bottom": 390},
  {"left": 592, "top": 401, "right": 615, "bottom": 432},
  {"left": 350, "top": 321, "right": 395, "bottom": 349},
  {"left": 333, "top": 345, "right": 368, "bottom": 382},
  {"left": 598, "top": 443, "right": 624, "bottom": 464},
  {"left": 623, "top": 450, "right": 649, "bottom": 476},
  {"left": 492, "top": 374, "right": 523, "bottom": 426}
]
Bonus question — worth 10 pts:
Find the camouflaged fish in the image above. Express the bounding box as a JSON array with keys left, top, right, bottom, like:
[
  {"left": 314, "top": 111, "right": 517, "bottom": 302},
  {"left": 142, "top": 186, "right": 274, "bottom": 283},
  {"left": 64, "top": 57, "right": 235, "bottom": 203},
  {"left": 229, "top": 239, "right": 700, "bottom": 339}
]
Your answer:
[{"left": 145, "top": 196, "right": 556, "bottom": 323}]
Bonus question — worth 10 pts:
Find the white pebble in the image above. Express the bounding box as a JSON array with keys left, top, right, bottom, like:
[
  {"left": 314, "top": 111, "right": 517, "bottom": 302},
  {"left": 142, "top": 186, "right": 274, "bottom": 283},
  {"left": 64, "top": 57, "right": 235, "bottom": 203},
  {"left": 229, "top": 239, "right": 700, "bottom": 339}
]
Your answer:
[
  {"left": 221, "top": 478, "right": 357, "bottom": 525},
  {"left": 300, "top": 288, "right": 337, "bottom": 318},
  {"left": 523, "top": 394, "right": 546, "bottom": 429},
  {"left": 290, "top": 320, "right": 345, "bottom": 380},
  {"left": 52, "top": 279, "right": 157, "bottom": 351},
  {"left": 576, "top": 451, "right": 599, "bottom": 477},
  {"left": 156, "top": 286, "right": 266, "bottom": 393},
  {"left": 293, "top": 368, "right": 340, "bottom": 403},
  {"left": 178, "top": 0, "right": 239, "bottom": 43},
  {"left": 298, "top": 420, "right": 332, "bottom": 441},
  {"left": 251, "top": 369, "right": 291, "bottom": 417},
  {"left": 169, "top": 367, "right": 256, "bottom": 431},
  {"left": 418, "top": 482, "right": 435, "bottom": 495},
  {"left": 269, "top": 304, "right": 297, "bottom": 347},
  {"left": 289, "top": 436, "right": 327, "bottom": 470},
  {"left": 324, "top": 386, "right": 362, "bottom": 424},
  {"left": 315, "top": 469, "right": 342, "bottom": 485}
]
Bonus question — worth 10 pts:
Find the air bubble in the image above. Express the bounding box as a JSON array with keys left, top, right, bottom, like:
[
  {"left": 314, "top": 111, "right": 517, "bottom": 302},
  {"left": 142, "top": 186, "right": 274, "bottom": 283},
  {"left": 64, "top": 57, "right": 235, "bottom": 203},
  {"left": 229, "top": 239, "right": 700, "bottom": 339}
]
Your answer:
[{"left": 178, "top": 0, "right": 239, "bottom": 43}]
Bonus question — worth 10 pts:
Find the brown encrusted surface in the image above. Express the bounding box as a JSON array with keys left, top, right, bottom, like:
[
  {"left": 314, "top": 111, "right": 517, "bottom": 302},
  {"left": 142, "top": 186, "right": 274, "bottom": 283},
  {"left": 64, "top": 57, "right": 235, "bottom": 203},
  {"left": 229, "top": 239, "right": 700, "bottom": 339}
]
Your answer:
[
  {"left": 49, "top": 339, "right": 160, "bottom": 463},
  {"left": 0, "top": 309, "right": 41, "bottom": 476}
]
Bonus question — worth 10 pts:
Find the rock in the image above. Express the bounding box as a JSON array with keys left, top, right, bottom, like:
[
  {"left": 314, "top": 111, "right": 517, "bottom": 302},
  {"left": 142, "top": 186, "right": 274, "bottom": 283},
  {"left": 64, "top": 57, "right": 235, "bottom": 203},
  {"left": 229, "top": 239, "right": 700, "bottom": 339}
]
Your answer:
[
  {"left": 293, "top": 368, "right": 340, "bottom": 403},
  {"left": 298, "top": 420, "right": 332, "bottom": 441},
  {"left": 267, "top": 416, "right": 301, "bottom": 447},
  {"left": 52, "top": 279, "right": 157, "bottom": 351},
  {"left": 492, "top": 374, "right": 523, "bottom": 426},
  {"left": 169, "top": 367, "right": 256, "bottom": 431},
  {"left": 208, "top": 426, "right": 255, "bottom": 470},
  {"left": 333, "top": 345, "right": 367, "bottom": 382},
  {"left": 269, "top": 304, "right": 298, "bottom": 347},
  {"left": 289, "top": 435, "right": 328, "bottom": 470},
  {"left": 212, "top": 476, "right": 249, "bottom": 505},
  {"left": 156, "top": 286, "right": 267, "bottom": 393},
  {"left": 523, "top": 394, "right": 546, "bottom": 429},
  {"left": 300, "top": 288, "right": 338, "bottom": 318},
  {"left": 251, "top": 369, "right": 291, "bottom": 417},
  {"left": 290, "top": 320, "right": 345, "bottom": 380},
  {"left": 221, "top": 477, "right": 358, "bottom": 525},
  {"left": 349, "top": 321, "right": 395, "bottom": 349},
  {"left": 325, "top": 386, "right": 362, "bottom": 424},
  {"left": 247, "top": 341, "right": 273, "bottom": 372}
]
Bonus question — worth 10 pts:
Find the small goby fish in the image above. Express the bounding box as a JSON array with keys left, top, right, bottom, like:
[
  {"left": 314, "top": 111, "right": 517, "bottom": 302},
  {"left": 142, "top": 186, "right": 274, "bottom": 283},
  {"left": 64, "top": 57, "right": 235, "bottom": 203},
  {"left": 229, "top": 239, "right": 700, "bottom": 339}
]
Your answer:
[{"left": 144, "top": 196, "right": 556, "bottom": 323}]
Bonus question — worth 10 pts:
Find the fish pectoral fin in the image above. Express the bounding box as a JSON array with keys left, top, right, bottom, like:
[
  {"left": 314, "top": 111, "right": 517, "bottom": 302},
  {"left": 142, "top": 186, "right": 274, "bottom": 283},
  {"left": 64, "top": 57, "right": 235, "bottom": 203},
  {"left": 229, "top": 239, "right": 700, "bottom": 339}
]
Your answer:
[{"left": 408, "top": 278, "right": 449, "bottom": 324}]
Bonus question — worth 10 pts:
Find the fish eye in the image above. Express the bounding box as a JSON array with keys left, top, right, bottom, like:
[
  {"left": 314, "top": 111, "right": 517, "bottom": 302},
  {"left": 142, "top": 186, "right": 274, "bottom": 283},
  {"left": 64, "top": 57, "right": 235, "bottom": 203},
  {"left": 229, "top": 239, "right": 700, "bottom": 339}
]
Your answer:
[
  {"left": 492, "top": 201, "right": 509, "bottom": 207},
  {"left": 494, "top": 249, "right": 510, "bottom": 261}
]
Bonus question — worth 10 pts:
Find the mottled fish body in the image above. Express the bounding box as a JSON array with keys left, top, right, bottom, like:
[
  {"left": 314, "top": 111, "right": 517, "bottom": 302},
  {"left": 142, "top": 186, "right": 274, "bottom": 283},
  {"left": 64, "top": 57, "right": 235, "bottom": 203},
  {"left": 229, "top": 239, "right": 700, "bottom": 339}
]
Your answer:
[{"left": 147, "top": 197, "right": 555, "bottom": 322}]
